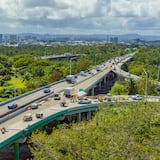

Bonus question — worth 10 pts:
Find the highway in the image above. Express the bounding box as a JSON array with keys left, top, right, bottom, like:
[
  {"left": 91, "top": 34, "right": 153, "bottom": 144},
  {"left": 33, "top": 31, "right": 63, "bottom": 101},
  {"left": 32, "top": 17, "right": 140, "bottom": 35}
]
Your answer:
[
  {"left": 0, "top": 67, "right": 100, "bottom": 118},
  {"left": 0, "top": 54, "right": 134, "bottom": 149}
]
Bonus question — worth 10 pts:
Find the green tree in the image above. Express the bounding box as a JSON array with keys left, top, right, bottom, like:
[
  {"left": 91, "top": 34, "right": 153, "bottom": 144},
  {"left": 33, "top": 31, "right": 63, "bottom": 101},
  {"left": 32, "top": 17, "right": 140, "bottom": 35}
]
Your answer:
[
  {"left": 110, "top": 82, "right": 127, "bottom": 95},
  {"left": 29, "top": 103, "right": 160, "bottom": 160}
]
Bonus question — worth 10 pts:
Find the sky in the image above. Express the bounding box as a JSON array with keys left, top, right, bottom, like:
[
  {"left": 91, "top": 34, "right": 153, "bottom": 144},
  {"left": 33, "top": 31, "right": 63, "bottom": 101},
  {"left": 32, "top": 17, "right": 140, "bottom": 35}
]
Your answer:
[{"left": 0, "top": 0, "right": 160, "bottom": 35}]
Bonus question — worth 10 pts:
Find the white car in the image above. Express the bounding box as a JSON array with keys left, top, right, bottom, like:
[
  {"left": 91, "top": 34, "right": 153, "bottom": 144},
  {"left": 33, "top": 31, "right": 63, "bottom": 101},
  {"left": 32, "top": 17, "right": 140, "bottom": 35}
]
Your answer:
[
  {"left": 23, "top": 113, "right": 32, "bottom": 121},
  {"left": 78, "top": 98, "right": 91, "bottom": 104},
  {"left": 132, "top": 94, "right": 142, "bottom": 100}
]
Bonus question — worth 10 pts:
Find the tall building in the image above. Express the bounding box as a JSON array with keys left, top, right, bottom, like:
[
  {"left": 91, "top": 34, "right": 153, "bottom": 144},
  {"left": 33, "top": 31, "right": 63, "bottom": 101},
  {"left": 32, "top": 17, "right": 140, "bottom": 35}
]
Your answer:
[
  {"left": 0, "top": 34, "right": 2, "bottom": 43},
  {"left": 10, "top": 34, "right": 17, "bottom": 41},
  {"left": 110, "top": 37, "right": 118, "bottom": 44}
]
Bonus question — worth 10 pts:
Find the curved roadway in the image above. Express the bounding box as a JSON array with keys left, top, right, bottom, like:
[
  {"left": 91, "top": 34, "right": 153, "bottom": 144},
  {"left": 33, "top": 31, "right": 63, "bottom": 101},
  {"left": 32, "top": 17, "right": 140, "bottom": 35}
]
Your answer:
[{"left": 0, "top": 55, "right": 132, "bottom": 149}]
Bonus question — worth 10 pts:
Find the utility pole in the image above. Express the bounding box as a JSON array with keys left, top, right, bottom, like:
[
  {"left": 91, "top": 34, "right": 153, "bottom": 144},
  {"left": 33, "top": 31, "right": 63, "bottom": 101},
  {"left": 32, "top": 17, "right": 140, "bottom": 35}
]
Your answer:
[
  {"left": 143, "top": 68, "right": 148, "bottom": 103},
  {"left": 69, "top": 57, "right": 76, "bottom": 75},
  {"left": 158, "top": 64, "right": 160, "bottom": 81}
]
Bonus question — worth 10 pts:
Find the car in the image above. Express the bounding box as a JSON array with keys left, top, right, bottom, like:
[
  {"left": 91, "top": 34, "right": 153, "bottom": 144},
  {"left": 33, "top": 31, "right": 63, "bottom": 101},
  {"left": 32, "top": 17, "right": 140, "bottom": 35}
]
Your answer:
[
  {"left": 107, "top": 93, "right": 112, "bottom": 96},
  {"left": 23, "top": 113, "right": 32, "bottom": 121},
  {"left": 8, "top": 103, "right": 18, "bottom": 109},
  {"left": 53, "top": 93, "right": 61, "bottom": 100},
  {"left": 80, "top": 71, "right": 88, "bottom": 77},
  {"left": 88, "top": 70, "right": 94, "bottom": 75},
  {"left": 96, "top": 66, "right": 101, "bottom": 72},
  {"left": 30, "top": 103, "right": 39, "bottom": 109},
  {"left": 132, "top": 94, "right": 142, "bottom": 100},
  {"left": 65, "top": 75, "right": 76, "bottom": 84},
  {"left": 78, "top": 98, "right": 91, "bottom": 104},
  {"left": 36, "top": 113, "right": 43, "bottom": 119},
  {"left": 43, "top": 88, "right": 51, "bottom": 93}
]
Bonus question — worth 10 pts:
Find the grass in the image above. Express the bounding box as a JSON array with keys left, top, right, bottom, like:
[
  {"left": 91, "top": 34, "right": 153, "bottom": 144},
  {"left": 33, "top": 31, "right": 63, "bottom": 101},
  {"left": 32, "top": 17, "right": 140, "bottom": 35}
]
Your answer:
[{"left": 0, "top": 76, "right": 26, "bottom": 90}]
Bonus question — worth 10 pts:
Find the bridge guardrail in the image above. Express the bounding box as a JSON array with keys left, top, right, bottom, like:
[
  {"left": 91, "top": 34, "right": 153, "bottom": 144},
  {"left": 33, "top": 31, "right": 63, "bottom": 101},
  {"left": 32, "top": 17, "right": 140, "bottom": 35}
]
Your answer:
[
  {"left": 0, "top": 102, "right": 114, "bottom": 149},
  {"left": 0, "top": 79, "right": 65, "bottom": 107}
]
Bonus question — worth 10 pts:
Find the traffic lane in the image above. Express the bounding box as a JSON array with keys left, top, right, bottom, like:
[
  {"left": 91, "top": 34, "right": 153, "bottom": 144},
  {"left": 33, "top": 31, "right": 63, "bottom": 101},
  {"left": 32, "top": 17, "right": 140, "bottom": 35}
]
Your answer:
[
  {"left": 0, "top": 96, "right": 81, "bottom": 143},
  {"left": 0, "top": 72, "right": 95, "bottom": 116}
]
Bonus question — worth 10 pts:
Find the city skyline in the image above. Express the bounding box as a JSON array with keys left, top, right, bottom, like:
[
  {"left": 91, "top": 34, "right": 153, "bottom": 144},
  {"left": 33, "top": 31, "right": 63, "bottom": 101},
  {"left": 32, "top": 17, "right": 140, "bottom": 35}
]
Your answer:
[{"left": 0, "top": 0, "right": 160, "bottom": 36}]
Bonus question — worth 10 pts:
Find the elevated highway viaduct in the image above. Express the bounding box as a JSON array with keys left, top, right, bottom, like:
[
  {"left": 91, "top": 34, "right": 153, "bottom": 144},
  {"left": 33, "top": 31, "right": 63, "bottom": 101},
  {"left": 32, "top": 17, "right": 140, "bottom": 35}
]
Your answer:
[{"left": 0, "top": 55, "right": 132, "bottom": 159}]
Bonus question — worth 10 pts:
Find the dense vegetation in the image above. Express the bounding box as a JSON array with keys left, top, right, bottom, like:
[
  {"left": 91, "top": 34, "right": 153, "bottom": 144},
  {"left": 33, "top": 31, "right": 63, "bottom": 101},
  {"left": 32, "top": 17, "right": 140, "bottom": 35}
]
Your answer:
[
  {"left": 29, "top": 102, "right": 160, "bottom": 160},
  {"left": 110, "top": 46, "right": 160, "bottom": 96},
  {"left": 128, "top": 46, "right": 160, "bottom": 81},
  {"left": 0, "top": 44, "right": 127, "bottom": 101}
]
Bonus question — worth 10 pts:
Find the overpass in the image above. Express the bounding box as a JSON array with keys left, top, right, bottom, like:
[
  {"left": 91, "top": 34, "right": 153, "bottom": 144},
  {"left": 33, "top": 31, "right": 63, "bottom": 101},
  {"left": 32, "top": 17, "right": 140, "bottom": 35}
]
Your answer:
[
  {"left": 38, "top": 53, "right": 85, "bottom": 60},
  {"left": 0, "top": 55, "right": 132, "bottom": 159}
]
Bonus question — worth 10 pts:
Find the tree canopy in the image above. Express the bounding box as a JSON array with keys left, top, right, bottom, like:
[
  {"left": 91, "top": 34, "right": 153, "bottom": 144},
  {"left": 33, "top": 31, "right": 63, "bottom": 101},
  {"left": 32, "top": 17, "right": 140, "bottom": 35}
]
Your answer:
[{"left": 29, "top": 102, "right": 160, "bottom": 160}]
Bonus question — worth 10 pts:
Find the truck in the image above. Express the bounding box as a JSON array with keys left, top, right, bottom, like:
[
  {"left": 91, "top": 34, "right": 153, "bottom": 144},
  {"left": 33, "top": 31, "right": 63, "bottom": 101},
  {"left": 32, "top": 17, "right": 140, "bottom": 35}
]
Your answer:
[{"left": 64, "top": 87, "right": 75, "bottom": 98}]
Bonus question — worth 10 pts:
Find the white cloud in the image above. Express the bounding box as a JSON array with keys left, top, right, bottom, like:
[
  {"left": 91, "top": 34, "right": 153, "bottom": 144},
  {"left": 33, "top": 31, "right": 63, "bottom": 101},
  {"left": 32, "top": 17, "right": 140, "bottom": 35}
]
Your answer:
[{"left": 0, "top": 0, "right": 159, "bottom": 35}]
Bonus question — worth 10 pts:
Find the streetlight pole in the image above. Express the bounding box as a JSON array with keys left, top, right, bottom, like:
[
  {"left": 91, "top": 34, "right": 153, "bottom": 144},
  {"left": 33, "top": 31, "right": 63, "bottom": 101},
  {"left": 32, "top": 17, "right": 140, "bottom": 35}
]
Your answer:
[
  {"left": 158, "top": 64, "right": 160, "bottom": 81},
  {"left": 69, "top": 57, "right": 76, "bottom": 75},
  {"left": 14, "top": 66, "right": 27, "bottom": 97},
  {"left": 69, "top": 59, "right": 72, "bottom": 75},
  {"left": 143, "top": 68, "right": 148, "bottom": 102},
  {"left": 94, "top": 54, "right": 97, "bottom": 66},
  {"left": 14, "top": 69, "right": 17, "bottom": 97}
]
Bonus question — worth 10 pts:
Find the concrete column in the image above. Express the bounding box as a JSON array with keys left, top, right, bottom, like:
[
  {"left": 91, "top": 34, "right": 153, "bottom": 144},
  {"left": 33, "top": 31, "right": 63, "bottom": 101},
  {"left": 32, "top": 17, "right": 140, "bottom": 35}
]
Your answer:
[
  {"left": 91, "top": 88, "right": 95, "bottom": 96},
  {"left": 77, "top": 113, "right": 81, "bottom": 122},
  {"left": 67, "top": 115, "right": 72, "bottom": 122},
  {"left": 98, "top": 82, "right": 102, "bottom": 88},
  {"left": 81, "top": 113, "right": 86, "bottom": 121},
  {"left": 104, "top": 77, "right": 106, "bottom": 83},
  {"left": 87, "top": 111, "right": 91, "bottom": 121},
  {"left": 14, "top": 142, "right": 19, "bottom": 160}
]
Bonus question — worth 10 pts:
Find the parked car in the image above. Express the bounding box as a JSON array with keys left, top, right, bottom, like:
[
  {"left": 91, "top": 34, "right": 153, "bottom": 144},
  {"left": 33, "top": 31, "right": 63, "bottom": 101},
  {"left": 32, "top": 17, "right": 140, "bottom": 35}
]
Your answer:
[
  {"left": 23, "top": 113, "right": 32, "bottom": 121},
  {"left": 43, "top": 88, "right": 51, "bottom": 93},
  {"left": 78, "top": 98, "right": 91, "bottom": 104},
  {"left": 132, "top": 94, "right": 142, "bottom": 100},
  {"left": 8, "top": 103, "right": 18, "bottom": 109},
  {"left": 53, "top": 93, "right": 61, "bottom": 100},
  {"left": 30, "top": 103, "right": 39, "bottom": 109}
]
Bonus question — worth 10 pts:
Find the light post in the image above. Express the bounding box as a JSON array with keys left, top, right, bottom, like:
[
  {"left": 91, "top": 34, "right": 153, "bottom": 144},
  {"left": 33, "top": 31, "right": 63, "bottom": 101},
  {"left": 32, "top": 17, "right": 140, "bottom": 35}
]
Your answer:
[
  {"left": 14, "top": 66, "right": 27, "bottom": 97},
  {"left": 69, "top": 59, "right": 72, "bottom": 75},
  {"left": 143, "top": 68, "right": 148, "bottom": 102},
  {"left": 69, "top": 57, "right": 76, "bottom": 75},
  {"left": 158, "top": 64, "right": 160, "bottom": 81},
  {"left": 94, "top": 54, "right": 97, "bottom": 66}
]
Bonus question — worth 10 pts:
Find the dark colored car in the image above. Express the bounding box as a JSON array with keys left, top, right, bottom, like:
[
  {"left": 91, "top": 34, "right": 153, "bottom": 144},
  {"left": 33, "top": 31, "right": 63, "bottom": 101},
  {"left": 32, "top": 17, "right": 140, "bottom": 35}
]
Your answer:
[
  {"left": 43, "top": 88, "right": 51, "bottom": 93},
  {"left": 8, "top": 103, "right": 18, "bottom": 109},
  {"left": 53, "top": 93, "right": 61, "bottom": 100},
  {"left": 30, "top": 103, "right": 39, "bottom": 109}
]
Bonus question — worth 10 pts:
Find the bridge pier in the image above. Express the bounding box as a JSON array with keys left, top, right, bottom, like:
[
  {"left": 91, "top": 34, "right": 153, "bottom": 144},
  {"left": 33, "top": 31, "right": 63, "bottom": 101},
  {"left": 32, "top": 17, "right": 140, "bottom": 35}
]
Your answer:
[
  {"left": 77, "top": 113, "right": 81, "bottom": 122},
  {"left": 14, "top": 142, "right": 19, "bottom": 160},
  {"left": 87, "top": 111, "right": 91, "bottom": 121},
  {"left": 91, "top": 87, "right": 95, "bottom": 96},
  {"left": 98, "top": 81, "right": 102, "bottom": 88}
]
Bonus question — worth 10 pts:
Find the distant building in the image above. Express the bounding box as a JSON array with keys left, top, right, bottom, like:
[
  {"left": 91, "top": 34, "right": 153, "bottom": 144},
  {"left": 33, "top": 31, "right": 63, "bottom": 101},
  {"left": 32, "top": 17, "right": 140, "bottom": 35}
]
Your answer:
[
  {"left": 10, "top": 34, "right": 17, "bottom": 41},
  {"left": 110, "top": 37, "right": 118, "bottom": 44},
  {"left": 0, "top": 34, "right": 2, "bottom": 43}
]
